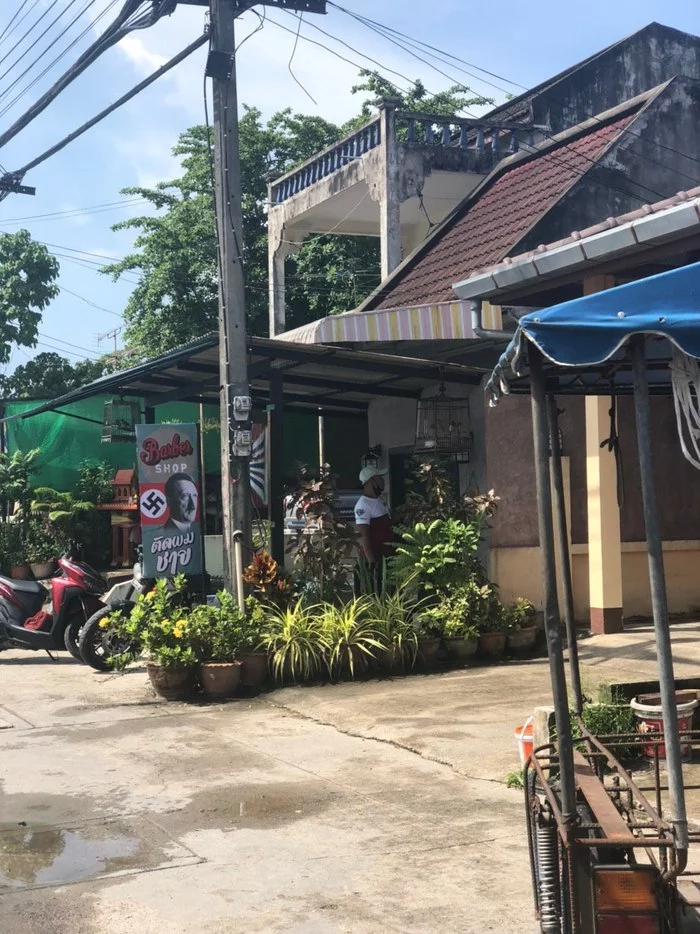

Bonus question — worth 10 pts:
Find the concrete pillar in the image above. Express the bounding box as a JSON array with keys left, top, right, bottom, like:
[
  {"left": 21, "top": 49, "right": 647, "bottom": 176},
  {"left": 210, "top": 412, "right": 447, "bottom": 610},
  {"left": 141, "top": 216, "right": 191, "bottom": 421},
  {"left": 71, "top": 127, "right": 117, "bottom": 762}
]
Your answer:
[
  {"left": 266, "top": 208, "right": 306, "bottom": 338},
  {"left": 584, "top": 275, "right": 623, "bottom": 634},
  {"left": 268, "top": 248, "right": 286, "bottom": 338},
  {"left": 377, "top": 97, "right": 402, "bottom": 279}
]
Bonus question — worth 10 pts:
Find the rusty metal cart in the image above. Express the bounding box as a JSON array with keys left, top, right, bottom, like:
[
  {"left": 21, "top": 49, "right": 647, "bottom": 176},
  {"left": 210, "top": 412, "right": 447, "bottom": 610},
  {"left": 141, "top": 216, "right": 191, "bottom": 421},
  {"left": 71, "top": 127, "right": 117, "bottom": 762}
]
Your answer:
[{"left": 486, "top": 260, "right": 700, "bottom": 933}]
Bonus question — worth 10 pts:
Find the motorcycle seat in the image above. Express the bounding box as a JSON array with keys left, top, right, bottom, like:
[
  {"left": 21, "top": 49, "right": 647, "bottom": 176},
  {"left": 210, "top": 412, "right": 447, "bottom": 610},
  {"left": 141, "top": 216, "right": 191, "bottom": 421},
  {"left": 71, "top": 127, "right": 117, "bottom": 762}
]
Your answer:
[{"left": 0, "top": 575, "right": 43, "bottom": 595}]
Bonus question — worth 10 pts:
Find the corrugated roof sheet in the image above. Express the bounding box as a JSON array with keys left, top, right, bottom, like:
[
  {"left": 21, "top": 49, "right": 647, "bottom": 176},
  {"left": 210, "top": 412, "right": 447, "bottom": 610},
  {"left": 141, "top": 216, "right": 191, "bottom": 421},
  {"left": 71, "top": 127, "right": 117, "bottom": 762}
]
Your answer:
[{"left": 370, "top": 112, "right": 635, "bottom": 310}]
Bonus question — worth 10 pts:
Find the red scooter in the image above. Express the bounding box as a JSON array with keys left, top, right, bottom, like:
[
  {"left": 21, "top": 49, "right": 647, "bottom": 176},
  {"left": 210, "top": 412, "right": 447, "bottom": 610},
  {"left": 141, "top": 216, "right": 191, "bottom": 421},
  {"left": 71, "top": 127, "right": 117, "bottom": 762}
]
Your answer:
[{"left": 0, "top": 551, "right": 107, "bottom": 660}]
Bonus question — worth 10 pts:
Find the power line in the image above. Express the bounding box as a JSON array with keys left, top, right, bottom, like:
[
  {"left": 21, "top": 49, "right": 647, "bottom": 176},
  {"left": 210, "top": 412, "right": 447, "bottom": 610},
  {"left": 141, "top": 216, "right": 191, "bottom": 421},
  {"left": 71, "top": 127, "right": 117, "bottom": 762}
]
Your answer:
[
  {"left": 37, "top": 329, "right": 101, "bottom": 356},
  {"left": 0, "top": 0, "right": 178, "bottom": 150},
  {"left": 15, "top": 30, "right": 208, "bottom": 177},
  {"left": 0, "top": 0, "right": 34, "bottom": 49},
  {"left": 0, "top": 0, "right": 100, "bottom": 109},
  {"left": 0, "top": 0, "right": 63, "bottom": 74},
  {"left": 0, "top": 0, "right": 119, "bottom": 121},
  {"left": 0, "top": 196, "right": 148, "bottom": 223},
  {"left": 58, "top": 284, "right": 123, "bottom": 319}
]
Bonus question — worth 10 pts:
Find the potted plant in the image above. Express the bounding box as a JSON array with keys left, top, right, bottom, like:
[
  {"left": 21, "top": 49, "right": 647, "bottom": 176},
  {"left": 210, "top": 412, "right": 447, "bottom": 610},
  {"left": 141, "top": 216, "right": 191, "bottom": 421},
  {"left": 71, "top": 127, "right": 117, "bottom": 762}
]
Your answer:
[
  {"left": 189, "top": 598, "right": 243, "bottom": 699},
  {"left": 24, "top": 517, "right": 59, "bottom": 579},
  {"left": 365, "top": 587, "right": 419, "bottom": 674},
  {"left": 240, "top": 595, "right": 271, "bottom": 689},
  {"left": 0, "top": 521, "right": 30, "bottom": 579},
  {"left": 320, "top": 598, "right": 383, "bottom": 681},
  {"left": 258, "top": 599, "right": 327, "bottom": 684},
  {"left": 505, "top": 598, "right": 539, "bottom": 655},
  {"left": 478, "top": 602, "right": 508, "bottom": 659},
  {"left": 108, "top": 576, "right": 197, "bottom": 700}
]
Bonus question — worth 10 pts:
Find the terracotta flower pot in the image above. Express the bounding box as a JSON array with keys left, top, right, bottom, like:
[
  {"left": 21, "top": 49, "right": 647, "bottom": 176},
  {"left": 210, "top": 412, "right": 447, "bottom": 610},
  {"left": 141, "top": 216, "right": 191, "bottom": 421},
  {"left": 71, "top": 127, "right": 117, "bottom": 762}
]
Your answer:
[
  {"left": 10, "top": 563, "right": 32, "bottom": 580},
  {"left": 506, "top": 626, "right": 538, "bottom": 655},
  {"left": 478, "top": 632, "right": 506, "bottom": 659},
  {"left": 445, "top": 637, "right": 478, "bottom": 665},
  {"left": 239, "top": 651, "right": 269, "bottom": 689},
  {"left": 417, "top": 636, "right": 442, "bottom": 669},
  {"left": 200, "top": 661, "right": 242, "bottom": 699},
  {"left": 30, "top": 560, "right": 56, "bottom": 580},
  {"left": 146, "top": 662, "right": 196, "bottom": 701}
]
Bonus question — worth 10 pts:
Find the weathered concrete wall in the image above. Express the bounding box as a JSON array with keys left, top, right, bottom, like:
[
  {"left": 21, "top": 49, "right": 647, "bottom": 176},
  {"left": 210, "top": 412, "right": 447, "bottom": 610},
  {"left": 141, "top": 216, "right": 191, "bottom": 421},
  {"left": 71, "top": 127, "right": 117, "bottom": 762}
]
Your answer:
[{"left": 488, "top": 23, "right": 700, "bottom": 134}]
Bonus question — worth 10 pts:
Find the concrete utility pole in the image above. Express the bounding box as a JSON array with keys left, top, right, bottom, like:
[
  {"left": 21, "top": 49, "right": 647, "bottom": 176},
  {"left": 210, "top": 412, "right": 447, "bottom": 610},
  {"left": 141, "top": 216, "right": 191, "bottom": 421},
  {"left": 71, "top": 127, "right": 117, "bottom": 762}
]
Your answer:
[
  {"left": 203, "top": 0, "right": 327, "bottom": 589},
  {"left": 209, "top": 0, "right": 251, "bottom": 588}
]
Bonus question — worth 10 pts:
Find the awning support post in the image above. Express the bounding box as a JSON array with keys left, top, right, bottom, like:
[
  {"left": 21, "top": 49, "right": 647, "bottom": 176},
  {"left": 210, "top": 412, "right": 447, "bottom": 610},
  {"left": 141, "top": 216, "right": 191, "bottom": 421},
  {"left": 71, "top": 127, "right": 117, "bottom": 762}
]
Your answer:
[
  {"left": 268, "top": 372, "right": 285, "bottom": 564},
  {"left": 547, "top": 395, "right": 583, "bottom": 715},
  {"left": 631, "top": 336, "right": 688, "bottom": 867},
  {"left": 530, "top": 347, "right": 577, "bottom": 828}
]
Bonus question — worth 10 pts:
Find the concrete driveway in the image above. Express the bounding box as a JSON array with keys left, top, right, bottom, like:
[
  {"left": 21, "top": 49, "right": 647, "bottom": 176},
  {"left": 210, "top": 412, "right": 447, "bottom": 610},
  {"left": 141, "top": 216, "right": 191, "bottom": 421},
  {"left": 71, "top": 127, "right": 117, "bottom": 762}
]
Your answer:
[
  {"left": 0, "top": 650, "right": 546, "bottom": 934},
  {"left": 3, "top": 623, "right": 699, "bottom": 934}
]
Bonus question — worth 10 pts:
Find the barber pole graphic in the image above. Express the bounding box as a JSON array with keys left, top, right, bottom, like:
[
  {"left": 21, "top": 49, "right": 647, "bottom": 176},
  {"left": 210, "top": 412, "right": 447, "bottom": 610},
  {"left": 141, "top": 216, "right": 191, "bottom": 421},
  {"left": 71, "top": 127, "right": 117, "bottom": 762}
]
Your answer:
[{"left": 250, "top": 424, "right": 266, "bottom": 508}]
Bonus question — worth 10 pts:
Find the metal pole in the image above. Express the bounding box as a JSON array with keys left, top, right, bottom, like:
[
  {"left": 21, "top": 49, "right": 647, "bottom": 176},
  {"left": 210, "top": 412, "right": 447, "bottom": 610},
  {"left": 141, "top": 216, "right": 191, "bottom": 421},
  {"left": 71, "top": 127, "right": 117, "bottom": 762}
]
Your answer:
[
  {"left": 547, "top": 395, "right": 583, "bottom": 715},
  {"left": 233, "top": 530, "right": 245, "bottom": 614},
  {"left": 631, "top": 336, "right": 688, "bottom": 863},
  {"left": 268, "top": 372, "right": 285, "bottom": 563},
  {"left": 211, "top": 0, "right": 252, "bottom": 591},
  {"left": 318, "top": 413, "right": 325, "bottom": 469},
  {"left": 530, "top": 347, "right": 577, "bottom": 828}
]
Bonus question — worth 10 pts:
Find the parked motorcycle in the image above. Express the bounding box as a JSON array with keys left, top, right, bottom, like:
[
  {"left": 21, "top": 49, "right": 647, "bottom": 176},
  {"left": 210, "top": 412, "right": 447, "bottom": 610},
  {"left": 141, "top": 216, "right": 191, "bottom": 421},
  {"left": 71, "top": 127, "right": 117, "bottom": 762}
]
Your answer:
[
  {"left": 0, "top": 552, "right": 108, "bottom": 660},
  {"left": 78, "top": 553, "right": 152, "bottom": 671}
]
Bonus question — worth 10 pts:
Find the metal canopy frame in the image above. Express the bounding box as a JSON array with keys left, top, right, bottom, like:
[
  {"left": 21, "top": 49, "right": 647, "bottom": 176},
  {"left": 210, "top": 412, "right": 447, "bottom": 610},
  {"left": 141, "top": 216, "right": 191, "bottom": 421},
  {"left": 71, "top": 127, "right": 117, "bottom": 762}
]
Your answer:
[
  {"left": 1, "top": 333, "right": 487, "bottom": 425},
  {"left": 493, "top": 331, "right": 692, "bottom": 932}
]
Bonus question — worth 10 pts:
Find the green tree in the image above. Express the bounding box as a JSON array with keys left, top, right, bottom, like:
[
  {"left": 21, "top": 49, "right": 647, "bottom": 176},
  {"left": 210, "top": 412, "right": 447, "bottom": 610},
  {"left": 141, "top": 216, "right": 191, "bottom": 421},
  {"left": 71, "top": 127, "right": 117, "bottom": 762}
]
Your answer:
[
  {"left": 0, "top": 230, "right": 59, "bottom": 364},
  {"left": 0, "top": 351, "right": 109, "bottom": 399},
  {"left": 103, "top": 76, "right": 492, "bottom": 358}
]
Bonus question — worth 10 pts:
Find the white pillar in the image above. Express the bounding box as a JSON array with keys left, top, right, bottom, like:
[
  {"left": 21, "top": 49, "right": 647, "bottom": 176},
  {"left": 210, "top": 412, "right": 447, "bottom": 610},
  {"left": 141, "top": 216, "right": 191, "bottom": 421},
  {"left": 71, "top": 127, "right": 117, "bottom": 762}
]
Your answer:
[{"left": 378, "top": 97, "right": 402, "bottom": 279}]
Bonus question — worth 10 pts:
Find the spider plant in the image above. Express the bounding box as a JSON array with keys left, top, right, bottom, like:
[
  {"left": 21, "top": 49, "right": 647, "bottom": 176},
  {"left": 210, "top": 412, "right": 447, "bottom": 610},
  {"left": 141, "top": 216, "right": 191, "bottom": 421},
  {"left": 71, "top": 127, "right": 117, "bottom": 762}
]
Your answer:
[
  {"left": 258, "top": 600, "right": 327, "bottom": 683},
  {"left": 321, "top": 598, "right": 384, "bottom": 681},
  {"left": 365, "top": 587, "right": 421, "bottom": 672}
]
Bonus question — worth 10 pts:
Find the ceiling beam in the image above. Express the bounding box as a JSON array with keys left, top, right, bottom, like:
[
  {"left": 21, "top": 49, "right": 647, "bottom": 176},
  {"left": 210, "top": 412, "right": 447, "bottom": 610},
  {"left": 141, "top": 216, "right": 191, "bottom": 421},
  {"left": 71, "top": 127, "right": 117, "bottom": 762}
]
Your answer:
[{"left": 249, "top": 342, "right": 484, "bottom": 384}]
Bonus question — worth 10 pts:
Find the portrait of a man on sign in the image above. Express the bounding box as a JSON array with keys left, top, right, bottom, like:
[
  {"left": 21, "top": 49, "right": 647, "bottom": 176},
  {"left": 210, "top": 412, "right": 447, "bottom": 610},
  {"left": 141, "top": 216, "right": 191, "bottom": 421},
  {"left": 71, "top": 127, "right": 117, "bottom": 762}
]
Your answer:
[{"left": 160, "top": 473, "right": 199, "bottom": 533}]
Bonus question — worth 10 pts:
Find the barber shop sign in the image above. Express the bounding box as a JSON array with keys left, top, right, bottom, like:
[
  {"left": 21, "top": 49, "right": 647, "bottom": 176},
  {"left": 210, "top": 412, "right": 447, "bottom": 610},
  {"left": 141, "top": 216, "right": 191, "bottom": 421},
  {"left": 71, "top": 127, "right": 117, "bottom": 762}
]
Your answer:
[{"left": 136, "top": 423, "right": 203, "bottom": 578}]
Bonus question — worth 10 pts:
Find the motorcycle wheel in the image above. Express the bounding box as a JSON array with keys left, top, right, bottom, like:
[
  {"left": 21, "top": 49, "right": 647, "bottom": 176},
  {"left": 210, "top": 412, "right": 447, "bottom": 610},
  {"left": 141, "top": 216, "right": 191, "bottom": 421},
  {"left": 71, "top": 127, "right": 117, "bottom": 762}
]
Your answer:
[
  {"left": 79, "top": 605, "right": 133, "bottom": 672},
  {"left": 64, "top": 613, "right": 87, "bottom": 662}
]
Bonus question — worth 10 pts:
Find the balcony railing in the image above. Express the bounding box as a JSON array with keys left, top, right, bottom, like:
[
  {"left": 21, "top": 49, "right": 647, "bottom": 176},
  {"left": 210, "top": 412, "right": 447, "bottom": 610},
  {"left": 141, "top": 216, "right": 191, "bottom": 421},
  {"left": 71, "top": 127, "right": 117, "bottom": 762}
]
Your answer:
[
  {"left": 270, "top": 116, "right": 381, "bottom": 205},
  {"left": 269, "top": 109, "right": 539, "bottom": 206}
]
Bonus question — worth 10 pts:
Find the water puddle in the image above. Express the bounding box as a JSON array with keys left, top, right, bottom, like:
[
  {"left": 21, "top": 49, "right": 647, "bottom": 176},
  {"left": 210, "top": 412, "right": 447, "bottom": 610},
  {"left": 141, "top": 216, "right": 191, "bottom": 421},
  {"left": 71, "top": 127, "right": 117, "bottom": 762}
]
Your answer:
[{"left": 0, "top": 818, "right": 199, "bottom": 890}]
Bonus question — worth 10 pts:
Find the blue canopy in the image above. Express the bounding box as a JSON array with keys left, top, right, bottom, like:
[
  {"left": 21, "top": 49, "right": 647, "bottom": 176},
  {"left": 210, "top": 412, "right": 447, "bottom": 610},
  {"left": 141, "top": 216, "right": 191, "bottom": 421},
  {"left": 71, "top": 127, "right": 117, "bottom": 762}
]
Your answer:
[{"left": 487, "top": 260, "right": 700, "bottom": 402}]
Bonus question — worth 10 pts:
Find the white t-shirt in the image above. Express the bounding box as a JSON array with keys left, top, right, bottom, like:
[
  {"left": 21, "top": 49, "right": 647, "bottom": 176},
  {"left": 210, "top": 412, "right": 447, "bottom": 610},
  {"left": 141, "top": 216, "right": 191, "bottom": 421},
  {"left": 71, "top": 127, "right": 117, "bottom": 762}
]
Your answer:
[{"left": 354, "top": 495, "right": 389, "bottom": 525}]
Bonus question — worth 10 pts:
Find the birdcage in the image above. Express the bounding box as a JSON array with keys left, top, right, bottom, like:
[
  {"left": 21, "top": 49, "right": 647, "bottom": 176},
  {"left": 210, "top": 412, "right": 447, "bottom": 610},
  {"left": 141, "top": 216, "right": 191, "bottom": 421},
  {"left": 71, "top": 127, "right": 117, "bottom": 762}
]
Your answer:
[
  {"left": 101, "top": 399, "right": 140, "bottom": 444},
  {"left": 415, "top": 385, "right": 473, "bottom": 456}
]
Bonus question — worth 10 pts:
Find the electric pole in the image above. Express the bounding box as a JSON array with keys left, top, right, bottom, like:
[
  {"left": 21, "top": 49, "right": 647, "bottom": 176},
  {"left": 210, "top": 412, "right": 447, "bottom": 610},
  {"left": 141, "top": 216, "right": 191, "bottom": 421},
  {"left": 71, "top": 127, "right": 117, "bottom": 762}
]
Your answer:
[
  {"left": 207, "top": 0, "right": 251, "bottom": 589},
  {"left": 200, "top": 0, "right": 326, "bottom": 589}
]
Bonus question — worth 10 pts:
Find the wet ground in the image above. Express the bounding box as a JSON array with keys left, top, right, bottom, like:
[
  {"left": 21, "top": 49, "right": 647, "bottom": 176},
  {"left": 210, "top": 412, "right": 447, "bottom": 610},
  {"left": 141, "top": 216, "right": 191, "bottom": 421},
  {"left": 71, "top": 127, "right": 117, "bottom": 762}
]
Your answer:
[{"left": 2, "top": 621, "right": 700, "bottom": 933}]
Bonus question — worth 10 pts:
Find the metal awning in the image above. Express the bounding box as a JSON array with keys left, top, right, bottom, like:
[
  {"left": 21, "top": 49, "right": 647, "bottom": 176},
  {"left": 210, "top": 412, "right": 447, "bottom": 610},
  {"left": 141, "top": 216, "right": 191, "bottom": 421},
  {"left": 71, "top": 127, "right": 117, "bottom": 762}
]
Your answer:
[
  {"left": 486, "top": 260, "right": 700, "bottom": 402},
  {"left": 3, "top": 333, "right": 487, "bottom": 423},
  {"left": 278, "top": 300, "right": 475, "bottom": 345}
]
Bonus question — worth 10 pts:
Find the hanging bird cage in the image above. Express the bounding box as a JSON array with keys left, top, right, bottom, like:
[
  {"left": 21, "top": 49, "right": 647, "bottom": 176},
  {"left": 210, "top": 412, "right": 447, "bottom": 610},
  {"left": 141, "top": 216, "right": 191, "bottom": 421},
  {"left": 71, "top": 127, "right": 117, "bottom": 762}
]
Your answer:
[
  {"left": 101, "top": 399, "right": 140, "bottom": 444},
  {"left": 415, "top": 384, "right": 473, "bottom": 456}
]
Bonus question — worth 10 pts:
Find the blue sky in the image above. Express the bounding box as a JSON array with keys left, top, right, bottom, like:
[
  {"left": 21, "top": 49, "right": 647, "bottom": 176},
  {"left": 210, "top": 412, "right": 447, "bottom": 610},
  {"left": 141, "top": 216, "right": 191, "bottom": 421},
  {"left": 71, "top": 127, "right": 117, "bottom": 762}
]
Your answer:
[{"left": 0, "top": 0, "right": 698, "bottom": 376}]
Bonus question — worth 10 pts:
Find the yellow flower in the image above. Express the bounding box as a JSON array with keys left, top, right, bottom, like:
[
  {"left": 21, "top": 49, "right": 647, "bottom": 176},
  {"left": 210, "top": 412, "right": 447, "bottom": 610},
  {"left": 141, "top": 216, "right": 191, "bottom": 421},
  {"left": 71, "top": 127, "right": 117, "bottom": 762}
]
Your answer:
[
  {"left": 146, "top": 591, "right": 156, "bottom": 601},
  {"left": 99, "top": 618, "right": 110, "bottom": 629},
  {"left": 173, "top": 627, "right": 183, "bottom": 639}
]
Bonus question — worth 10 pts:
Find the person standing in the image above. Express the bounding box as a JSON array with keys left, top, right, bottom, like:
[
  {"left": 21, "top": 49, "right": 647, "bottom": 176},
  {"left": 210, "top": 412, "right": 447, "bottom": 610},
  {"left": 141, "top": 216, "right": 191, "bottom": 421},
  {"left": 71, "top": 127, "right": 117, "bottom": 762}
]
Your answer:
[{"left": 354, "top": 466, "right": 393, "bottom": 567}]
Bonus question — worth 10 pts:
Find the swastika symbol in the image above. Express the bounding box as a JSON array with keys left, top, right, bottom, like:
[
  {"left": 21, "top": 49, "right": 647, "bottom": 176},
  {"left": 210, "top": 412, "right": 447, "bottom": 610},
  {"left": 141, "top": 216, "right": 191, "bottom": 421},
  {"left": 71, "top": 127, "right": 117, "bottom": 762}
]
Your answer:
[{"left": 140, "top": 488, "right": 166, "bottom": 519}]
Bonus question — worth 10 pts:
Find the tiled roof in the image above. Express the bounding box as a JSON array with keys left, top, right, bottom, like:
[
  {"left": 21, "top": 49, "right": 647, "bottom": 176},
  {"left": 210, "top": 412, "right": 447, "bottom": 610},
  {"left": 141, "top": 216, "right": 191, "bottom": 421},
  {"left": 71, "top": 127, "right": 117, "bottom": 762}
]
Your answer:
[{"left": 370, "top": 112, "right": 635, "bottom": 310}]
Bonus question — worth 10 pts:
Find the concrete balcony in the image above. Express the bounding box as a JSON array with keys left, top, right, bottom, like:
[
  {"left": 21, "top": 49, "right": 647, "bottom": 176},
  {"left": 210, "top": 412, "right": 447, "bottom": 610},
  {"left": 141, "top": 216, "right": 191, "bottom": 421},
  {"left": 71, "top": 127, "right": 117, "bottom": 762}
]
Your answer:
[{"left": 267, "top": 97, "right": 541, "bottom": 335}]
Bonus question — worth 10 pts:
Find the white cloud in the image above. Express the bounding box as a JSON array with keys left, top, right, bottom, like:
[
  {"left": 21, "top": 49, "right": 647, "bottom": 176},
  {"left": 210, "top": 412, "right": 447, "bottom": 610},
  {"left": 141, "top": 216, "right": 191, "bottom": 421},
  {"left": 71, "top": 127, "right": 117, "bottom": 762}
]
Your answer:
[{"left": 118, "top": 35, "right": 168, "bottom": 73}]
